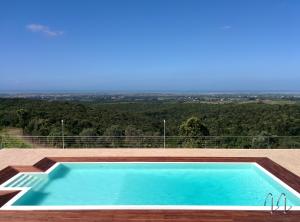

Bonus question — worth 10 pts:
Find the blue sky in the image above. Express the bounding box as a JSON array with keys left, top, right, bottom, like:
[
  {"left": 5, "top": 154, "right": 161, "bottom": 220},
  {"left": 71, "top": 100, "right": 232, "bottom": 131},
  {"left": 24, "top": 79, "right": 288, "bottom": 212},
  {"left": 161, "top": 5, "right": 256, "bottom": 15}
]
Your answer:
[{"left": 0, "top": 0, "right": 300, "bottom": 92}]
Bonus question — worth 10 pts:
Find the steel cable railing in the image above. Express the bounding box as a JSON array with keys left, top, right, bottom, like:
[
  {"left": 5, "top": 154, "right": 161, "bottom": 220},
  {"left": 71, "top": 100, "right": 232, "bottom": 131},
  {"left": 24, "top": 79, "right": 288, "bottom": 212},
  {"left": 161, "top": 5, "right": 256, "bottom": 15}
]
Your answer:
[{"left": 0, "top": 135, "right": 299, "bottom": 149}]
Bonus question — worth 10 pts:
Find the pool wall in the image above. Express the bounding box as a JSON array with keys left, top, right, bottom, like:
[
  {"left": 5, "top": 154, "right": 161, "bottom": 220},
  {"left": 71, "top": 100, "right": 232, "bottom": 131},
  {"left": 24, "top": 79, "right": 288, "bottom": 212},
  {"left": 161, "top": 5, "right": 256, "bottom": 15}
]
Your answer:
[{"left": 1, "top": 157, "right": 300, "bottom": 211}]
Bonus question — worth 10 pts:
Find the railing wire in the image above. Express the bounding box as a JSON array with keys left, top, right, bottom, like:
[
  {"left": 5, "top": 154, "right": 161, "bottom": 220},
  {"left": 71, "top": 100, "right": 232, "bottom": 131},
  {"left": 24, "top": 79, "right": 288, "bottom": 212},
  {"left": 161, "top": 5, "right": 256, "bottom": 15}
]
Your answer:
[{"left": 0, "top": 135, "right": 299, "bottom": 149}]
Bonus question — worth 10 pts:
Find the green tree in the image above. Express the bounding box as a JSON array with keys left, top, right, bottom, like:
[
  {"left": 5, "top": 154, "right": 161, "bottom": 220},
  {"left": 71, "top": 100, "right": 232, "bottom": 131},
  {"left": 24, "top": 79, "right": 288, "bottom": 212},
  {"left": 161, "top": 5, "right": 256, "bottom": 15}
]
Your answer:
[
  {"left": 103, "top": 125, "right": 124, "bottom": 147},
  {"left": 79, "top": 128, "right": 98, "bottom": 137},
  {"left": 77, "top": 128, "right": 98, "bottom": 148},
  {"left": 179, "top": 117, "right": 209, "bottom": 148},
  {"left": 125, "top": 125, "right": 142, "bottom": 136},
  {"left": 252, "top": 131, "right": 278, "bottom": 148},
  {"left": 124, "top": 125, "right": 143, "bottom": 147},
  {"left": 103, "top": 125, "right": 124, "bottom": 137},
  {"left": 26, "top": 118, "right": 49, "bottom": 136},
  {"left": 47, "top": 128, "right": 62, "bottom": 148},
  {"left": 16, "top": 109, "right": 30, "bottom": 132},
  {"left": 179, "top": 117, "right": 209, "bottom": 137}
]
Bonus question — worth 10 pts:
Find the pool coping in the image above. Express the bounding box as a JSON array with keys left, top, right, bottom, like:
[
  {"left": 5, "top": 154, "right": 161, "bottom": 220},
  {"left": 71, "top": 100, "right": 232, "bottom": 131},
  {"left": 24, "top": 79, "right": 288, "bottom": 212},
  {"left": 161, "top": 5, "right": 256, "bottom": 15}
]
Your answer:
[{"left": 0, "top": 157, "right": 300, "bottom": 212}]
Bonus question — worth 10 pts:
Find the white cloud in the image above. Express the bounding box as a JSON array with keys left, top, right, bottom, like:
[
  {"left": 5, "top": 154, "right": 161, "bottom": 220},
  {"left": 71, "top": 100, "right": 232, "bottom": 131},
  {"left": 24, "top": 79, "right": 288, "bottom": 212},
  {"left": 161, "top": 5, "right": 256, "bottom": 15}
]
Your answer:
[
  {"left": 26, "top": 24, "right": 64, "bottom": 37},
  {"left": 221, "top": 25, "right": 232, "bottom": 30}
]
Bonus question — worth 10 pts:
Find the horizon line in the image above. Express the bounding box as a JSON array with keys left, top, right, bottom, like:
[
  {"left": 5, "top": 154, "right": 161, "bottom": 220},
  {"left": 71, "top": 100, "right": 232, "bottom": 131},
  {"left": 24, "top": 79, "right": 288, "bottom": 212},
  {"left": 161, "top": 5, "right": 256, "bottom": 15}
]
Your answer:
[{"left": 1, "top": 89, "right": 300, "bottom": 95}]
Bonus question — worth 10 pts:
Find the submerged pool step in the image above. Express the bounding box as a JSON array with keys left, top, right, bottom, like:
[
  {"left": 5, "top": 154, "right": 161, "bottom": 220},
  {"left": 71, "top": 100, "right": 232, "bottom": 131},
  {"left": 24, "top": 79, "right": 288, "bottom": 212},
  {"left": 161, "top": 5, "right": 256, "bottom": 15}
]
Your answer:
[
  {"left": 7, "top": 175, "right": 44, "bottom": 188},
  {"left": 18, "top": 175, "right": 33, "bottom": 187},
  {"left": 21, "top": 176, "right": 38, "bottom": 187},
  {"left": 25, "top": 177, "right": 43, "bottom": 188},
  {"left": 15, "top": 175, "right": 34, "bottom": 187},
  {"left": 7, "top": 174, "right": 29, "bottom": 187},
  {"left": 31, "top": 178, "right": 47, "bottom": 190}
]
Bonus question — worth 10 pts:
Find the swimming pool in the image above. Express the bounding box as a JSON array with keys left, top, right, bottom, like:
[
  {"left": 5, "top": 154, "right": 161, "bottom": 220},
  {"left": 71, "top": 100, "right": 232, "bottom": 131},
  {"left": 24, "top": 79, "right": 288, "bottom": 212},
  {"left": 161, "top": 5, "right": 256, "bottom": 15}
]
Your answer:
[{"left": 1, "top": 162, "right": 300, "bottom": 210}]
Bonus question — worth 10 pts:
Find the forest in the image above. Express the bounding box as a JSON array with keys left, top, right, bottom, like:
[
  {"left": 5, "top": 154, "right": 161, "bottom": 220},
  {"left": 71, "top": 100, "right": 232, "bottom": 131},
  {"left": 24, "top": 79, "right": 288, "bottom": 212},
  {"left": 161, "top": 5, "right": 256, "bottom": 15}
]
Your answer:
[{"left": 0, "top": 98, "right": 299, "bottom": 148}]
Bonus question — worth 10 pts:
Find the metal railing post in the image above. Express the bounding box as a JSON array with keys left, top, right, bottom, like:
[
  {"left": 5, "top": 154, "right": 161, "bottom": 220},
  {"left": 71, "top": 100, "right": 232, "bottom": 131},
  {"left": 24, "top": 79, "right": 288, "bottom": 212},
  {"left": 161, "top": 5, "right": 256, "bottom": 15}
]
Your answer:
[
  {"left": 61, "top": 120, "right": 65, "bottom": 149},
  {"left": 163, "top": 120, "right": 166, "bottom": 148},
  {"left": 0, "top": 134, "right": 3, "bottom": 149}
]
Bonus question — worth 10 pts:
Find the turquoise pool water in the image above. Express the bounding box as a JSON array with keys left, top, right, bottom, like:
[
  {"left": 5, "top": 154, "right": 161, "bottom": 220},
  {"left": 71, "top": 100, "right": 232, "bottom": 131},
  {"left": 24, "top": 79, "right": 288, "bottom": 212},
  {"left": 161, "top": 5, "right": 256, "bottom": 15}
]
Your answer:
[{"left": 4, "top": 163, "right": 300, "bottom": 206}]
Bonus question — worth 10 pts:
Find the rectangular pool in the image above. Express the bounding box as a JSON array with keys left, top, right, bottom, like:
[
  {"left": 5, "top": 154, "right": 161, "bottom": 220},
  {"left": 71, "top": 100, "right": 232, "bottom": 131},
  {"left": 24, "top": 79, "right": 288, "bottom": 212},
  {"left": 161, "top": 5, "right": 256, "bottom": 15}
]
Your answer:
[{"left": 1, "top": 162, "right": 300, "bottom": 209}]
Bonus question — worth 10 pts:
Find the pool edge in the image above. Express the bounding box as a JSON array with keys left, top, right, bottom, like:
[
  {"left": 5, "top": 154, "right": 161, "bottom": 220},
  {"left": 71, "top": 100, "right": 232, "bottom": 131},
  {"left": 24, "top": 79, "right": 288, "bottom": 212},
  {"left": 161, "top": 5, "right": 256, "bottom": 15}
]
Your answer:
[{"left": 1, "top": 156, "right": 300, "bottom": 212}]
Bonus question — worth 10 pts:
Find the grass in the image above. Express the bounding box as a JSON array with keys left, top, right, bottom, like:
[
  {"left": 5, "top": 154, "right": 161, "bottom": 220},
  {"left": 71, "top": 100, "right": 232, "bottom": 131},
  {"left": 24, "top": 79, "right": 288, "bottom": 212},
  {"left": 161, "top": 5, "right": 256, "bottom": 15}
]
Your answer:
[{"left": 0, "top": 128, "right": 32, "bottom": 148}]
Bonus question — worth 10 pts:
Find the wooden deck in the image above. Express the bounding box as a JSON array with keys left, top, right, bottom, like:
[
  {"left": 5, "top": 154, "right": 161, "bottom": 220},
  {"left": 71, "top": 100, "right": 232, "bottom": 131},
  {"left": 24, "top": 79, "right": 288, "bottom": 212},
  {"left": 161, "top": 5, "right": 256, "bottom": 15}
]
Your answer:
[
  {"left": 0, "top": 210, "right": 300, "bottom": 222},
  {"left": 0, "top": 156, "right": 300, "bottom": 222}
]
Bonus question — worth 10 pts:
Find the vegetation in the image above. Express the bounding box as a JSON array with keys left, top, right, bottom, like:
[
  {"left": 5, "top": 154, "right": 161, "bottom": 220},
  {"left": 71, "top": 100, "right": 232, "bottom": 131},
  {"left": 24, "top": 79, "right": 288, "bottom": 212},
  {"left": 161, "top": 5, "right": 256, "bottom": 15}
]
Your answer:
[
  {"left": 0, "top": 128, "right": 32, "bottom": 148},
  {"left": 0, "top": 98, "right": 299, "bottom": 148}
]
